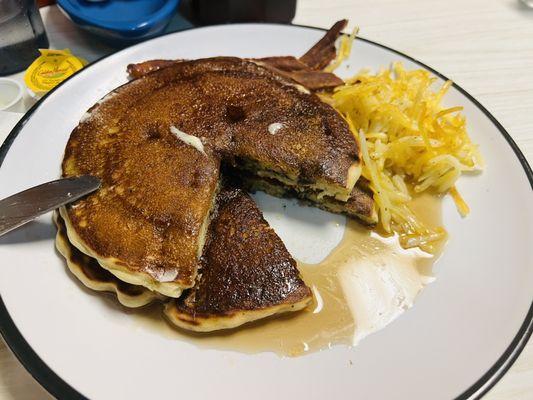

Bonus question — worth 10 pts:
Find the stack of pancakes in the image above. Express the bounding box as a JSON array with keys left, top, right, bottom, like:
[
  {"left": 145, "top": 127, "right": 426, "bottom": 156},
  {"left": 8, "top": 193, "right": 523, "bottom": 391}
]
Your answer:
[{"left": 56, "top": 25, "right": 377, "bottom": 332}]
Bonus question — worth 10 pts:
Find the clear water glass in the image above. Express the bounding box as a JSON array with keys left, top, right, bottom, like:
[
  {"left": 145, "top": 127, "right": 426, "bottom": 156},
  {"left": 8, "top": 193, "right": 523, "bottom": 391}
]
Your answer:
[{"left": 0, "top": 0, "right": 49, "bottom": 76}]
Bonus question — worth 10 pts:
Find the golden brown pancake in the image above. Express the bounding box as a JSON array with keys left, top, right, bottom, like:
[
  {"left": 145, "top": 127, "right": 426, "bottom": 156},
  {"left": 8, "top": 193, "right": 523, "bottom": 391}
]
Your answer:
[
  {"left": 164, "top": 186, "right": 312, "bottom": 332},
  {"left": 61, "top": 84, "right": 219, "bottom": 298},
  {"left": 55, "top": 186, "right": 312, "bottom": 331},
  {"left": 118, "top": 57, "right": 361, "bottom": 196},
  {"left": 54, "top": 212, "right": 158, "bottom": 308},
  {"left": 62, "top": 57, "right": 360, "bottom": 298}
]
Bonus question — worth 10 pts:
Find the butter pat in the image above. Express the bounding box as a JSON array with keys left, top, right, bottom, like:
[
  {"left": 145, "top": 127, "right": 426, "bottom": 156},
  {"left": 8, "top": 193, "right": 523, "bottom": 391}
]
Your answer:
[
  {"left": 268, "top": 122, "right": 284, "bottom": 135},
  {"left": 170, "top": 126, "right": 205, "bottom": 154}
]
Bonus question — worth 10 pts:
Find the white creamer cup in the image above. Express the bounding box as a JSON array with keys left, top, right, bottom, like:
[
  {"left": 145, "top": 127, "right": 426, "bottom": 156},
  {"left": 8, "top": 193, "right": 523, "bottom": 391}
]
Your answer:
[{"left": 0, "top": 78, "right": 25, "bottom": 113}]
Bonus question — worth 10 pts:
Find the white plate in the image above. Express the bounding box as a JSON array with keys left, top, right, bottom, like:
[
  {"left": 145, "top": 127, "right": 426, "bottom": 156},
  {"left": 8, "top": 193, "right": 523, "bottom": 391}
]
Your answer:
[{"left": 0, "top": 24, "right": 531, "bottom": 400}]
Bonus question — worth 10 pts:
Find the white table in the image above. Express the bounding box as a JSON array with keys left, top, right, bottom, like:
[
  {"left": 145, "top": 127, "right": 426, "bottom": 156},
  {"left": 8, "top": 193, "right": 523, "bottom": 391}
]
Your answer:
[{"left": 1, "top": 2, "right": 532, "bottom": 399}]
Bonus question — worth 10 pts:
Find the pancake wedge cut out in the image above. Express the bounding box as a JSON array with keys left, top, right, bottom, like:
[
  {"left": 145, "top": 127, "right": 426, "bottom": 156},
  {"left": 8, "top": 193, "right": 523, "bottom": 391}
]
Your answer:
[
  {"left": 61, "top": 57, "right": 361, "bottom": 298},
  {"left": 164, "top": 186, "right": 313, "bottom": 332},
  {"left": 54, "top": 213, "right": 158, "bottom": 308}
]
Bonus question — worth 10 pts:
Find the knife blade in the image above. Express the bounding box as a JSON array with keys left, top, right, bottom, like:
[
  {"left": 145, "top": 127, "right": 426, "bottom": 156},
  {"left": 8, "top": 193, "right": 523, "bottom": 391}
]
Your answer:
[{"left": 0, "top": 175, "right": 101, "bottom": 237}]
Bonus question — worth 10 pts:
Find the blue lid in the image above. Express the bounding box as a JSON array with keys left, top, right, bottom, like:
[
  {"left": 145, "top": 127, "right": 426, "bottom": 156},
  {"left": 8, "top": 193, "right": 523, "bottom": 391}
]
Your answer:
[{"left": 57, "top": 0, "right": 179, "bottom": 36}]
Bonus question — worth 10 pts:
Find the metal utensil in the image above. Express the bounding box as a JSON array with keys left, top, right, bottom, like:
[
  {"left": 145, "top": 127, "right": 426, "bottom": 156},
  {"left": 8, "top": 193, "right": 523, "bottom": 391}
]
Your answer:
[{"left": 0, "top": 175, "right": 101, "bottom": 237}]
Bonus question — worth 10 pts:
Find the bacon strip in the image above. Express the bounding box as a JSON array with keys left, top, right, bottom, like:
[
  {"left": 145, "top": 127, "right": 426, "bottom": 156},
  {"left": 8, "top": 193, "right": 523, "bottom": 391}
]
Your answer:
[
  {"left": 254, "top": 56, "right": 309, "bottom": 72},
  {"left": 127, "top": 56, "right": 343, "bottom": 90},
  {"left": 299, "top": 19, "right": 347, "bottom": 70},
  {"left": 284, "top": 70, "right": 343, "bottom": 90},
  {"left": 126, "top": 20, "right": 349, "bottom": 90},
  {"left": 127, "top": 59, "right": 180, "bottom": 79},
  {"left": 253, "top": 59, "right": 342, "bottom": 90},
  {"left": 253, "top": 55, "right": 343, "bottom": 90}
]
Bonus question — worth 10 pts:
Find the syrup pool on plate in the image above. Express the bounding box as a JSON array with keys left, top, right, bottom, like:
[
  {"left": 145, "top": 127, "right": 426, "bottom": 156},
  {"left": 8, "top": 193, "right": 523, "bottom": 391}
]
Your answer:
[{"left": 130, "top": 193, "right": 446, "bottom": 356}]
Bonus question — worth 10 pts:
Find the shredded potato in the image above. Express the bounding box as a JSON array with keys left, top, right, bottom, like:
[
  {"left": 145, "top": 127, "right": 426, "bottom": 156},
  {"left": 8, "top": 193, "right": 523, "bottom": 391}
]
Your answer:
[
  {"left": 324, "top": 27, "right": 359, "bottom": 73},
  {"left": 322, "top": 62, "right": 483, "bottom": 251}
]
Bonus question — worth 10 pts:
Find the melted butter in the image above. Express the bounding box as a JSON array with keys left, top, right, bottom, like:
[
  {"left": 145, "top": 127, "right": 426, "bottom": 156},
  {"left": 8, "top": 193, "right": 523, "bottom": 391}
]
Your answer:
[
  {"left": 170, "top": 126, "right": 205, "bottom": 154},
  {"left": 130, "top": 193, "right": 445, "bottom": 356}
]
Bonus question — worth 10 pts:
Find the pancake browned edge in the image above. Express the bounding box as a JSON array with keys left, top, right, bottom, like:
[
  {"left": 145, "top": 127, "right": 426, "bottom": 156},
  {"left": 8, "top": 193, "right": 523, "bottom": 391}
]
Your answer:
[
  {"left": 164, "top": 186, "right": 312, "bottom": 332},
  {"left": 54, "top": 212, "right": 158, "bottom": 308},
  {"left": 61, "top": 56, "right": 361, "bottom": 299}
]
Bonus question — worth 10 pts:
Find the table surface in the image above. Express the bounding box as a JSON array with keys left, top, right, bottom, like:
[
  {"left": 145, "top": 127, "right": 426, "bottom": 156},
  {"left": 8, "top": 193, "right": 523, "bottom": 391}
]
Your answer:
[{"left": 1, "top": 2, "right": 532, "bottom": 399}]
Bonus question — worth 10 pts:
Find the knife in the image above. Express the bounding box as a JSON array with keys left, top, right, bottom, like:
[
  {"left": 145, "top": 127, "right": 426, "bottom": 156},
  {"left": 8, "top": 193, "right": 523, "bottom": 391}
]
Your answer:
[{"left": 0, "top": 175, "right": 101, "bottom": 237}]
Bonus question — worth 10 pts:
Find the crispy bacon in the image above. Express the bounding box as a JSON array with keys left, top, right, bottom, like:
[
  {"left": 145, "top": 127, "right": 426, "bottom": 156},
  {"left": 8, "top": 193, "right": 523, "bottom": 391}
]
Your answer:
[
  {"left": 254, "top": 56, "right": 309, "bottom": 72},
  {"left": 253, "top": 54, "right": 343, "bottom": 90},
  {"left": 126, "top": 59, "right": 180, "bottom": 79},
  {"left": 255, "top": 60, "right": 343, "bottom": 90},
  {"left": 299, "top": 19, "right": 347, "bottom": 70},
  {"left": 127, "top": 56, "right": 344, "bottom": 90},
  {"left": 126, "top": 20, "right": 349, "bottom": 90},
  {"left": 283, "top": 70, "right": 344, "bottom": 90}
]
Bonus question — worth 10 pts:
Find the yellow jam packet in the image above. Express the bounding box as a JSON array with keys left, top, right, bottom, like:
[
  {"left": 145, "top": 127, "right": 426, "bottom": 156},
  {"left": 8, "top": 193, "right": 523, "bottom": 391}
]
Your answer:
[{"left": 24, "top": 49, "right": 87, "bottom": 96}]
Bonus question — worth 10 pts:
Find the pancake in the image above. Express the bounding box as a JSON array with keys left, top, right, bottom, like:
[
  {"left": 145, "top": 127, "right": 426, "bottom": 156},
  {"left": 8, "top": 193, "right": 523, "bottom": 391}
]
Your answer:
[
  {"left": 55, "top": 186, "right": 312, "bottom": 331},
  {"left": 120, "top": 57, "right": 361, "bottom": 198},
  {"left": 234, "top": 169, "right": 378, "bottom": 225},
  {"left": 62, "top": 57, "right": 361, "bottom": 298},
  {"left": 54, "top": 212, "right": 158, "bottom": 308},
  {"left": 164, "top": 186, "right": 313, "bottom": 332}
]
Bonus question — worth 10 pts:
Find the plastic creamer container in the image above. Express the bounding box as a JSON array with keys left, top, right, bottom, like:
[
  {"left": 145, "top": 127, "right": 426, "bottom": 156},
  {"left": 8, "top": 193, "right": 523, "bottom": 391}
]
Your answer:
[{"left": 24, "top": 49, "right": 86, "bottom": 99}]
